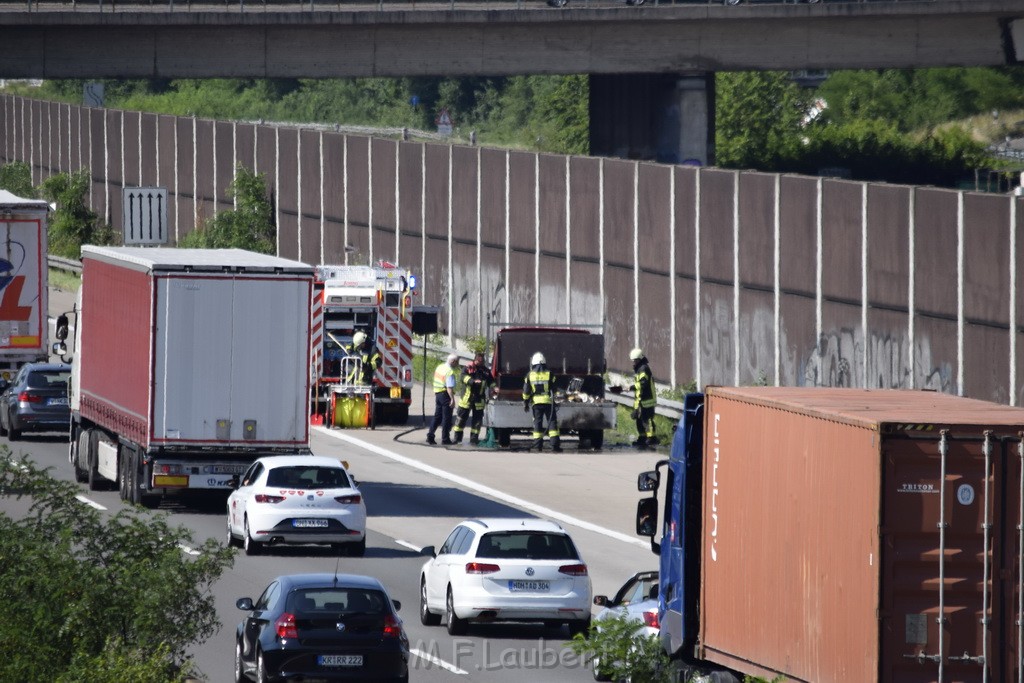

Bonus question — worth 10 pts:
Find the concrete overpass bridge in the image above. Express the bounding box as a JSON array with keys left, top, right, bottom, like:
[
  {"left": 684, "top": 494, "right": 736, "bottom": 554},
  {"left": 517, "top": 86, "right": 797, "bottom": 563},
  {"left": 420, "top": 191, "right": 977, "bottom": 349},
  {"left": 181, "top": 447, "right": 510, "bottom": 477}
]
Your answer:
[{"left": 2, "top": 0, "right": 1024, "bottom": 161}]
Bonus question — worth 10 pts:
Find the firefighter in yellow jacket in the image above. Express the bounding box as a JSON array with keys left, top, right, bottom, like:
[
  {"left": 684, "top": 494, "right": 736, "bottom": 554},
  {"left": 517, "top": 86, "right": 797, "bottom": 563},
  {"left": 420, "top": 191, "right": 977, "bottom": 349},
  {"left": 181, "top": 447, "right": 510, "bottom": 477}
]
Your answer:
[
  {"left": 344, "top": 331, "right": 382, "bottom": 386},
  {"left": 452, "top": 352, "right": 492, "bottom": 446},
  {"left": 522, "top": 352, "right": 561, "bottom": 452},
  {"left": 630, "top": 347, "right": 657, "bottom": 449}
]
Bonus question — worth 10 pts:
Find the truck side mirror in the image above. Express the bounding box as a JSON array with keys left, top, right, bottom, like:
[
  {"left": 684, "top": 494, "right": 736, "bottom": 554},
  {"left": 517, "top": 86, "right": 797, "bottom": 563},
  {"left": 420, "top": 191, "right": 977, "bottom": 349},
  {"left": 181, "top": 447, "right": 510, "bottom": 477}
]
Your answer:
[
  {"left": 636, "top": 497, "right": 659, "bottom": 537},
  {"left": 55, "top": 314, "right": 69, "bottom": 341},
  {"left": 52, "top": 341, "right": 67, "bottom": 358},
  {"left": 638, "top": 470, "right": 659, "bottom": 492}
]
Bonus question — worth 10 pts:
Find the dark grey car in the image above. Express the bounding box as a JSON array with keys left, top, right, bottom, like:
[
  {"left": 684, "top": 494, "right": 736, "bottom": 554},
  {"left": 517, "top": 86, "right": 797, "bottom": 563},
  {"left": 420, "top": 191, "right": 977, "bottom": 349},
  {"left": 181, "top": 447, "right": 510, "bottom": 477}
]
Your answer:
[{"left": 0, "top": 362, "right": 71, "bottom": 440}]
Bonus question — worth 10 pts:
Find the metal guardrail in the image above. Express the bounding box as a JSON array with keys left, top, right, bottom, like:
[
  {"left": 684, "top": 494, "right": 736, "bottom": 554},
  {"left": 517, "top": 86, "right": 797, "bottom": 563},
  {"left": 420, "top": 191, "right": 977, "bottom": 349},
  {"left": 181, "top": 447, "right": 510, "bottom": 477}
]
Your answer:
[
  {"left": 47, "top": 255, "right": 82, "bottom": 274},
  {"left": 0, "top": 0, "right": 935, "bottom": 12},
  {"left": 426, "top": 341, "right": 684, "bottom": 421}
]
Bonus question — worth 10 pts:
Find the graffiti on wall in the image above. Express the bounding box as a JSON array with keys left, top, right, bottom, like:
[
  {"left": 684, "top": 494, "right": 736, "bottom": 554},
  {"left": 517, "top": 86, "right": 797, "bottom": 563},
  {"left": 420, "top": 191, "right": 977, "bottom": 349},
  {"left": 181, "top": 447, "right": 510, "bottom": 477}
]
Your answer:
[{"left": 803, "top": 328, "right": 953, "bottom": 393}]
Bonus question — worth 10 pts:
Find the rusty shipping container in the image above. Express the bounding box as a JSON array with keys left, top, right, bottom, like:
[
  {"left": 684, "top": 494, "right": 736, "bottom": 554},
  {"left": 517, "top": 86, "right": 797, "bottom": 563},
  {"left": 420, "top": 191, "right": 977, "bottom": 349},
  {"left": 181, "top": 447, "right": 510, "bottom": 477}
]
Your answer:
[{"left": 700, "top": 386, "right": 1024, "bottom": 683}]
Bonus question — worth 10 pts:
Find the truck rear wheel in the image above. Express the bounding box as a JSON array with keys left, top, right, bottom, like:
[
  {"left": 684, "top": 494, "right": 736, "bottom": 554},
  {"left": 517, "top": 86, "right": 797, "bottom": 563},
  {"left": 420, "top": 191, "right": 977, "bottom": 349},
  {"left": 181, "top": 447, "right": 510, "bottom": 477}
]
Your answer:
[
  {"left": 495, "top": 428, "right": 511, "bottom": 448},
  {"left": 82, "top": 429, "right": 101, "bottom": 491},
  {"left": 118, "top": 449, "right": 130, "bottom": 501},
  {"left": 71, "top": 427, "right": 87, "bottom": 483}
]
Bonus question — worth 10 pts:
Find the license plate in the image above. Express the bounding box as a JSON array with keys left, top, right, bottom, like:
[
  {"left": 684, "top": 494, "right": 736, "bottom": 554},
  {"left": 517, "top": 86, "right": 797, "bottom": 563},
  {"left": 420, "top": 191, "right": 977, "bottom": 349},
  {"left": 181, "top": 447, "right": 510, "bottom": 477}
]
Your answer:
[
  {"left": 318, "top": 654, "right": 362, "bottom": 667},
  {"left": 293, "top": 518, "right": 329, "bottom": 528},
  {"left": 47, "top": 397, "right": 68, "bottom": 406},
  {"left": 509, "top": 580, "right": 549, "bottom": 592},
  {"left": 211, "top": 465, "right": 247, "bottom": 474},
  {"left": 390, "top": 386, "right": 402, "bottom": 398}
]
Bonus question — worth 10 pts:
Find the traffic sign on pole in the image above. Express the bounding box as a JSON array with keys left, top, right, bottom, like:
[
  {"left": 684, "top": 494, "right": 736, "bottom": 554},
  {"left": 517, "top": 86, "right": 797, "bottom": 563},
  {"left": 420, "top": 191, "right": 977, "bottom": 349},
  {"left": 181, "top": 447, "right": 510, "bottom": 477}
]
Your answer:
[{"left": 122, "top": 187, "right": 168, "bottom": 246}]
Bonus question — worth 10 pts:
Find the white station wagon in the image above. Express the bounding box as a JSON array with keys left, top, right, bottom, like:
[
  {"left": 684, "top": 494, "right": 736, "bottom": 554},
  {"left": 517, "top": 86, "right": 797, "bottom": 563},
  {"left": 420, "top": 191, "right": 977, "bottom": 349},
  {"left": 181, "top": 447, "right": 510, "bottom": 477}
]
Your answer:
[
  {"left": 226, "top": 455, "right": 367, "bottom": 556},
  {"left": 419, "top": 518, "right": 592, "bottom": 636}
]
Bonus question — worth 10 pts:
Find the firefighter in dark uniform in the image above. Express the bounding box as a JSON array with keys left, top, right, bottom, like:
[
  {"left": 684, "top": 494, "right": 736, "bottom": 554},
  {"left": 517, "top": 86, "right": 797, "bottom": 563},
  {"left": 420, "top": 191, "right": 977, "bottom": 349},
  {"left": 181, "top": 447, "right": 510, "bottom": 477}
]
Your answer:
[
  {"left": 345, "top": 330, "right": 382, "bottom": 386},
  {"left": 452, "top": 352, "right": 492, "bottom": 446},
  {"left": 630, "top": 347, "right": 657, "bottom": 449},
  {"left": 522, "top": 352, "right": 561, "bottom": 452}
]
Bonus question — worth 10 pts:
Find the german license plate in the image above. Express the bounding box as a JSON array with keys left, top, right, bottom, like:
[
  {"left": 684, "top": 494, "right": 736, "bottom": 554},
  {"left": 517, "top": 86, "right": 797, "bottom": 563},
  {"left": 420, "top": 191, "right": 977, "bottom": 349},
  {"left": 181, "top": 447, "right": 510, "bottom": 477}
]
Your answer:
[
  {"left": 211, "top": 465, "right": 247, "bottom": 474},
  {"left": 293, "top": 518, "right": 329, "bottom": 528},
  {"left": 509, "top": 580, "right": 549, "bottom": 592},
  {"left": 47, "top": 397, "right": 68, "bottom": 406},
  {"left": 318, "top": 654, "right": 362, "bottom": 667}
]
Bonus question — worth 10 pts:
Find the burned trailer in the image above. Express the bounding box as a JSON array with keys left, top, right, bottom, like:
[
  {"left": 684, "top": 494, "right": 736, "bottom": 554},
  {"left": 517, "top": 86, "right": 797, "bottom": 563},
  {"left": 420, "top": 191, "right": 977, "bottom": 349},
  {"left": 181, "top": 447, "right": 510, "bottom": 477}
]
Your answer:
[{"left": 483, "top": 326, "right": 617, "bottom": 449}]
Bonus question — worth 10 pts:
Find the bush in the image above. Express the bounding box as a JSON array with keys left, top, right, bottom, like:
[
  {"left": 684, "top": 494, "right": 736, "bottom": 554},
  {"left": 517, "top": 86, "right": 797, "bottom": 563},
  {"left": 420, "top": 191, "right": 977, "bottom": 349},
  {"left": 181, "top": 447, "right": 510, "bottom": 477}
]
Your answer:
[
  {"left": 39, "top": 170, "right": 116, "bottom": 259},
  {"left": 0, "top": 455, "right": 234, "bottom": 681},
  {"left": 0, "top": 161, "right": 36, "bottom": 198},
  {"left": 179, "top": 164, "right": 275, "bottom": 253},
  {"left": 567, "top": 611, "right": 672, "bottom": 682}
]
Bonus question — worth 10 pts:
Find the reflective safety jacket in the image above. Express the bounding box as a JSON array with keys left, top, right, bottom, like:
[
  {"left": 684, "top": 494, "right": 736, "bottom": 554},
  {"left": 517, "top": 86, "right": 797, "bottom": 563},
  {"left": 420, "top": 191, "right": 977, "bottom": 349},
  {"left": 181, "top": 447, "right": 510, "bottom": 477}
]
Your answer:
[
  {"left": 633, "top": 362, "right": 656, "bottom": 410},
  {"left": 458, "top": 366, "right": 493, "bottom": 409},
  {"left": 433, "top": 362, "right": 455, "bottom": 394},
  {"left": 344, "top": 343, "right": 382, "bottom": 385},
  {"left": 523, "top": 368, "right": 554, "bottom": 406}
]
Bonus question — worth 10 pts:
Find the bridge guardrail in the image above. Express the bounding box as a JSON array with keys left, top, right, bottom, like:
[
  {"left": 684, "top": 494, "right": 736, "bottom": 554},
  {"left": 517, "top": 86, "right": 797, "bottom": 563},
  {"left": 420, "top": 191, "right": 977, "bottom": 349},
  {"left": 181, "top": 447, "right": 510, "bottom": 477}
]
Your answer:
[{"left": 1, "top": 0, "right": 933, "bottom": 13}]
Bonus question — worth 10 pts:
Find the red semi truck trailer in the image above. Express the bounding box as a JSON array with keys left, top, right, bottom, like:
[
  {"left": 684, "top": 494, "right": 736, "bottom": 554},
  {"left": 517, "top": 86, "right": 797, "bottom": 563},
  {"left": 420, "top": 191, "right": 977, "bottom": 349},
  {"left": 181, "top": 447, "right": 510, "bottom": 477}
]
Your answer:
[
  {"left": 0, "top": 190, "right": 50, "bottom": 377},
  {"left": 639, "top": 386, "right": 1024, "bottom": 682},
  {"left": 61, "top": 247, "right": 314, "bottom": 507}
]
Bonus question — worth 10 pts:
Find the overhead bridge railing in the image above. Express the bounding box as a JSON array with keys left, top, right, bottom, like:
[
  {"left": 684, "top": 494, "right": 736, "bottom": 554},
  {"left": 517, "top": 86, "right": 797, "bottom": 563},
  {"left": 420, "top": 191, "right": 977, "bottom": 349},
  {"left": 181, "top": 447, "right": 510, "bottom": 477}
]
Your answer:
[{"left": 4, "top": 0, "right": 932, "bottom": 13}]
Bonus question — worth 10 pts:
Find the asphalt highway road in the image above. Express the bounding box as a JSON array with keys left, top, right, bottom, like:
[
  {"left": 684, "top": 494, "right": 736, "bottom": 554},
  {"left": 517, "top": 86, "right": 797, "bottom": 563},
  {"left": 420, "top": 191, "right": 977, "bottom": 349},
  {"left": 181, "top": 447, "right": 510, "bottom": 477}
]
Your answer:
[{"left": 2, "top": 289, "right": 664, "bottom": 682}]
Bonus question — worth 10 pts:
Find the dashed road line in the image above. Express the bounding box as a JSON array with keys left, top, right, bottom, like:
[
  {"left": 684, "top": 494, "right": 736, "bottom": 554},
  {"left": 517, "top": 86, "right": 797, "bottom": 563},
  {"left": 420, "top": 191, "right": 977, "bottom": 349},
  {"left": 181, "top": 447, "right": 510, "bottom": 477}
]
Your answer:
[
  {"left": 396, "top": 539, "right": 423, "bottom": 553},
  {"left": 74, "top": 494, "right": 105, "bottom": 510},
  {"left": 410, "top": 648, "right": 469, "bottom": 675},
  {"left": 314, "top": 427, "right": 648, "bottom": 549}
]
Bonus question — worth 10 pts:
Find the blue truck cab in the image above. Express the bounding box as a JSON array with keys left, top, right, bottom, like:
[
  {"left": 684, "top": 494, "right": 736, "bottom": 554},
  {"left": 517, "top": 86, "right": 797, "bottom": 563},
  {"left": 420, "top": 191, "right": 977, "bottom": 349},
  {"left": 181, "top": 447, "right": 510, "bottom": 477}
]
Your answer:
[{"left": 636, "top": 392, "right": 705, "bottom": 670}]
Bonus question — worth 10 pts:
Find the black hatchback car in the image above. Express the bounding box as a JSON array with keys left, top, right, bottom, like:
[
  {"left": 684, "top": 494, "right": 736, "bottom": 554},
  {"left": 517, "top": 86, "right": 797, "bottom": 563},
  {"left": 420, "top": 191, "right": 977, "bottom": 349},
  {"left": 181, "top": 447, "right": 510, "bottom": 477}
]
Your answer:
[
  {"left": 235, "top": 573, "right": 410, "bottom": 683},
  {"left": 0, "top": 362, "right": 71, "bottom": 439}
]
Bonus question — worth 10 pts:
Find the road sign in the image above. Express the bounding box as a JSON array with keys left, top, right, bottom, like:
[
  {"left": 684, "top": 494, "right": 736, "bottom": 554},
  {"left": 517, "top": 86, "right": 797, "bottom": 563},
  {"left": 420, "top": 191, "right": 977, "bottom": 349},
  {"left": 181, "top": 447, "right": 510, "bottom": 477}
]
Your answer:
[
  {"left": 435, "top": 108, "right": 453, "bottom": 137},
  {"left": 122, "top": 187, "right": 168, "bottom": 245},
  {"left": 83, "top": 82, "right": 104, "bottom": 108}
]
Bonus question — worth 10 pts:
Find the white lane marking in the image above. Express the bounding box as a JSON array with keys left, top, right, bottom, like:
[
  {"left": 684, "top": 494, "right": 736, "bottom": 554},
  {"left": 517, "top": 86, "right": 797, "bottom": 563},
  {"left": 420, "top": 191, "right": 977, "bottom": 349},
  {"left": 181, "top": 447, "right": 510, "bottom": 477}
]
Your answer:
[
  {"left": 177, "top": 543, "right": 201, "bottom": 557},
  {"left": 410, "top": 648, "right": 469, "bottom": 675},
  {"left": 75, "top": 494, "right": 105, "bottom": 510},
  {"left": 395, "top": 539, "right": 422, "bottom": 553},
  {"left": 314, "top": 428, "right": 648, "bottom": 549}
]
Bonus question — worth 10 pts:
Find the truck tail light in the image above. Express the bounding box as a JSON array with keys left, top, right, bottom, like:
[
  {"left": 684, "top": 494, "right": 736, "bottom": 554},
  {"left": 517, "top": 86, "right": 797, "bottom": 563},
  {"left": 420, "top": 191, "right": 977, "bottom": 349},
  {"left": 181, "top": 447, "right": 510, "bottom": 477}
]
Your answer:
[
  {"left": 466, "top": 562, "right": 500, "bottom": 574},
  {"left": 382, "top": 613, "right": 403, "bottom": 638},
  {"left": 254, "top": 493, "right": 285, "bottom": 504},
  {"left": 404, "top": 368, "right": 412, "bottom": 382},
  {"left": 334, "top": 494, "right": 362, "bottom": 504},
  {"left": 642, "top": 609, "right": 660, "bottom": 629},
  {"left": 18, "top": 391, "right": 42, "bottom": 403},
  {"left": 558, "top": 564, "right": 588, "bottom": 576},
  {"left": 275, "top": 612, "right": 298, "bottom": 639}
]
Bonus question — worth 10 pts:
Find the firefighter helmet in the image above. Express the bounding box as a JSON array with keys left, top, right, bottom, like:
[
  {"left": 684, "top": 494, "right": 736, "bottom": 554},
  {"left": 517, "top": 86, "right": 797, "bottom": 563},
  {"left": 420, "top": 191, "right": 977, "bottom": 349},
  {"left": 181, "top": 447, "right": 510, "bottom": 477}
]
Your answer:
[
  {"left": 629, "top": 347, "right": 645, "bottom": 361},
  {"left": 352, "top": 331, "right": 368, "bottom": 347},
  {"left": 531, "top": 352, "right": 546, "bottom": 366}
]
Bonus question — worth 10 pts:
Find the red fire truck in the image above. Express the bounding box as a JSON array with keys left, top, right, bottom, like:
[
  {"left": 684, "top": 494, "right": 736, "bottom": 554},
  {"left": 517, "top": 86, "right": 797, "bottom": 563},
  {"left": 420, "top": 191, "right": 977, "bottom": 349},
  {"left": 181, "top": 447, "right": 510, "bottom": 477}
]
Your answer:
[{"left": 310, "top": 262, "right": 436, "bottom": 427}]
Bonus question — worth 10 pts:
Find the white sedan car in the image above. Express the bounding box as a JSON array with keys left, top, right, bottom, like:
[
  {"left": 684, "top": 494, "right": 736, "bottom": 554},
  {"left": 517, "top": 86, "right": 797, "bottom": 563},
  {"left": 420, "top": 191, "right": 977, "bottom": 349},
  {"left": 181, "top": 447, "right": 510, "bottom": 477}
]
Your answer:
[
  {"left": 419, "top": 518, "right": 592, "bottom": 636},
  {"left": 226, "top": 455, "right": 367, "bottom": 557}
]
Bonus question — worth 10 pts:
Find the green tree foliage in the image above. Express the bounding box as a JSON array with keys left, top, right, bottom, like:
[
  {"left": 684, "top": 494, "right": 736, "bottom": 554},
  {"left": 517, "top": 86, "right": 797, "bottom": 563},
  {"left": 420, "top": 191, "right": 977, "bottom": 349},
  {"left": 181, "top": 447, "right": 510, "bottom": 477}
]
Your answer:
[
  {"left": 715, "top": 71, "right": 811, "bottom": 170},
  {"left": 0, "top": 161, "right": 37, "bottom": 198},
  {"left": 19, "top": 76, "right": 589, "bottom": 154},
  {"left": 0, "top": 455, "right": 234, "bottom": 682},
  {"left": 817, "top": 67, "right": 1024, "bottom": 133},
  {"left": 715, "top": 69, "right": 991, "bottom": 186},
  {"left": 39, "top": 170, "right": 116, "bottom": 259},
  {"left": 179, "top": 164, "right": 275, "bottom": 253},
  {"left": 568, "top": 612, "right": 672, "bottom": 682}
]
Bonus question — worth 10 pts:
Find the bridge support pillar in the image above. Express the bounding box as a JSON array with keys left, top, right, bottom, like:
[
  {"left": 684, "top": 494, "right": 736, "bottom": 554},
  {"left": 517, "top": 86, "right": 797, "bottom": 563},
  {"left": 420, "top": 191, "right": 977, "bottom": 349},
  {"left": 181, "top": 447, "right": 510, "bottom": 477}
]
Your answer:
[{"left": 589, "top": 72, "right": 714, "bottom": 165}]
